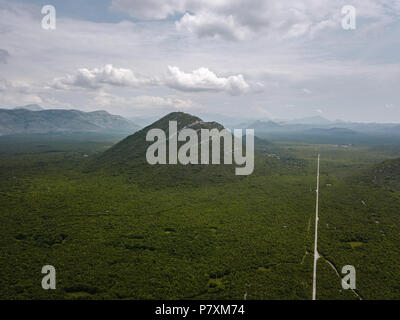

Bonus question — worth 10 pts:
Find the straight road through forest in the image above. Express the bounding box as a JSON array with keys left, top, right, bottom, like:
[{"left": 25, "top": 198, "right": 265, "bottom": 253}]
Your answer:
[{"left": 312, "top": 154, "right": 320, "bottom": 300}]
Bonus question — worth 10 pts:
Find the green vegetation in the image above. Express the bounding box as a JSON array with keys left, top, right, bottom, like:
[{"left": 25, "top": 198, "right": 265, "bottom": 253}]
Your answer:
[{"left": 1, "top": 115, "right": 400, "bottom": 300}]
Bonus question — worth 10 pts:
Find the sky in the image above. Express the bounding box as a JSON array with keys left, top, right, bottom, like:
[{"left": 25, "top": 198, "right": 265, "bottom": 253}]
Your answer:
[{"left": 0, "top": 0, "right": 399, "bottom": 123}]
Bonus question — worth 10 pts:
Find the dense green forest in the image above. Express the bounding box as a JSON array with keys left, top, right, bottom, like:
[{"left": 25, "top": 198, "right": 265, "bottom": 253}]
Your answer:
[{"left": 1, "top": 124, "right": 400, "bottom": 299}]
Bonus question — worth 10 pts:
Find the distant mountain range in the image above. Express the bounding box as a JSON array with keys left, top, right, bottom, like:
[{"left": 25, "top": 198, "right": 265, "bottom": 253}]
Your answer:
[
  {"left": 0, "top": 106, "right": 140, "bottom": 136},
  {"left": 240, "top": 117, "right": 400, "bottom": 136},
  {"left": 2, "top": 105, "right": 400, "bottom": 142},
  {"left": 282, "top": 115, "right": 334, "bottom": 125}
]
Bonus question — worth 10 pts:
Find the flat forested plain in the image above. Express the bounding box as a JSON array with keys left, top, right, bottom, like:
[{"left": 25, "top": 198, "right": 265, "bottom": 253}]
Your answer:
[{"left": 1, "top": 133, "right": 400, "bottom": 300}]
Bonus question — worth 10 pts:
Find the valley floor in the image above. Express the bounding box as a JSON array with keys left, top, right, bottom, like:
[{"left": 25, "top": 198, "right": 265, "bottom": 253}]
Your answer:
[{"left": 1, "top": 135, "right": 400, "bottom": 299}]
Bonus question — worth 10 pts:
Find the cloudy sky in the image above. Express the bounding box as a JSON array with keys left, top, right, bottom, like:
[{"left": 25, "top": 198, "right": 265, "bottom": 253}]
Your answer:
[{"left": 0, "top": 0, "right": 399, "bottom": 122}]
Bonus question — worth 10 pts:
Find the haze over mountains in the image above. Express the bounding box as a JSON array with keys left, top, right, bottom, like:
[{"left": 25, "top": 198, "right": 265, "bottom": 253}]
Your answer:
[
  {"left": 13, "top": 104, "right": 44, "bottom": 111},
  {"left": 238, "top": 117, "right": 400, "bottom": 141},
  {"left": 1, "top": 104, "right": 400, "bottom": 142},
  {"left": 130, "top": 113, "right": 400, "bottom": 135}
]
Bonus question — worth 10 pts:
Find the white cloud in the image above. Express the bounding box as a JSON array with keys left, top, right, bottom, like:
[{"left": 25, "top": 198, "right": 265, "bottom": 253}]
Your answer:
[
  {"left": 90, "top": 91, "right": 202, "bottom": 117},
  {"left": 384, "top": 103, "right": 395, "bottom": 110},
  {"left": 51, "top": 64, "right": 156, "bottom": 90},
  {"left": 2, "top": 0, "right": 400, "bottom": 121},
  {"left": 0, "top": 48, "right": 9, "bottom": 64},
  {"left": 0, "top": 79, "right": 43, "bottom": 107},
  {"left": 111, "top": 0, "right": 187, "bottom": 20},
  {"left": 51, "top": 64, "right": 253, "bottom": 96},
  {"left": 94, "top": 91, "right": 197, "bottom": 109},
  {"left": 176, "top": 12, "right": 248, "bottom": 41},
  {"left": 165, "top": 66, "right": 250, "bottom": 95},
  {"left": 112, "top": 0, "right": 400, "bottom": 41}
]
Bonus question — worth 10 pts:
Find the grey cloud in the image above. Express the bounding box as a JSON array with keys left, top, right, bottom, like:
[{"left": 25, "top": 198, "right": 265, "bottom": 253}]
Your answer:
[
  {"left": 112, "top": 0, "right": 400, "bottom": 41},
  {"left": 0, "top": 48, "right": 9, "bottom": 63},
  {"left": 1, "top": 0, "right": 400, "bottom": 121},
  {"left": 176, "top": 12, "right": 248, "bottom": 41},
  {"left": 111, "top": 0, "right": 177, "bottom": 20}
]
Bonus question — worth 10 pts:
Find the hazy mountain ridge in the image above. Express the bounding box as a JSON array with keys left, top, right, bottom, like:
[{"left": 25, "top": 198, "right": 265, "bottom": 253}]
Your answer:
[
  {"left": 283, "top": 115, "right": 333, "bottom": 125},
  {"left": 13, "top": 104, "right": 43, "bottom": 111},
  {"left": 237, "top": 116, "right": 400, "bottom": 137},
  {"left": 0, "top": 108, "right": 140, "bottom": 136},
  {"left": 2, "top": 105, "right": 399, "bottom": 140}
]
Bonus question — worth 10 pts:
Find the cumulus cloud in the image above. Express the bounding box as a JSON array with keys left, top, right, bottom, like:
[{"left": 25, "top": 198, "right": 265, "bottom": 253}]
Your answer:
[
  {"left": 176, "top": 12, "right": 248, "bottom": 41},
  {"left": 51, "top": 64, "right": 156, "bottom": 90},
  {"left": 51, "top": 64, "right": 254, "bottom": 96},
  {"left": 0, "top": 48, "right": 9, "bottom": 64},
  {"left": 165, "top": 66, "right": 250, "bottom": 95}
]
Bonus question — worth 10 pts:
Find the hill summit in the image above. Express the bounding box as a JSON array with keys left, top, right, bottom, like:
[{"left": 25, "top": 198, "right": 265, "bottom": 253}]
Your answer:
[
  {"left": 94, "top": 112, "right": 245, "bottom": 186},
  {"left": 98, "top": 112, "right": 225, "bottom": 165}
]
